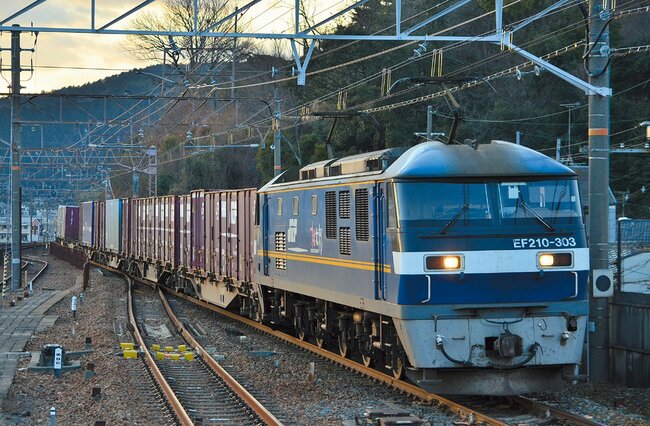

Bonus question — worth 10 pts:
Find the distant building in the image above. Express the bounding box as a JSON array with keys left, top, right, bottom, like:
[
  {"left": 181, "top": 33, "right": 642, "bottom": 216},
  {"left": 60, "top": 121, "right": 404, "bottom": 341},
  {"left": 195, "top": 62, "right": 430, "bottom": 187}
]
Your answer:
[
  {"left": 0, "top": 219, "right": 31, "bottom": 244},
  {"left": 0, "top": 209, "right": 56, "bottom": 244}
]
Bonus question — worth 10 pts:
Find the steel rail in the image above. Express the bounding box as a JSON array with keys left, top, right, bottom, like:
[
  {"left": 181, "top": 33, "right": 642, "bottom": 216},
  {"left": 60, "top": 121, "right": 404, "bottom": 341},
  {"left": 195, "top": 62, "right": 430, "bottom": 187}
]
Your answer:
[
  {"left": 125, "top": 276, "right": 194, "bottom": 426},
  {"left": 23, "top": 256, "right": 48, "bottom": 282},
  {"left": 157, "top": 288, "right": 284, "bottom": 426},
  {"left": 162, "top": 287, "right": 506, "bottom": 426},
  {"left": 511, "top": 395, "right": 609, "bottom": 426}
]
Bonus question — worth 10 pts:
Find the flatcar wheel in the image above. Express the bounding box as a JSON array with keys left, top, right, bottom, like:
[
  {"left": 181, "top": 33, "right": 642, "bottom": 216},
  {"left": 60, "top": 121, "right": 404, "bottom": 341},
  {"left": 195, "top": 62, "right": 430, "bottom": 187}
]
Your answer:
[
  {"left": 297, "top": 329, "right": 306, "bottom": 341},
  {"left": 361, "top": 353, "right": 373, "bottom": 367},
  {"left": 392, "top": 355, "right": 404, "bottom": 379},
  {"left": 315, "top": 337, "right": 325, "bottom": 348},
  {"left": 337, "top": 334, "right": 349, "bottom": 358}
]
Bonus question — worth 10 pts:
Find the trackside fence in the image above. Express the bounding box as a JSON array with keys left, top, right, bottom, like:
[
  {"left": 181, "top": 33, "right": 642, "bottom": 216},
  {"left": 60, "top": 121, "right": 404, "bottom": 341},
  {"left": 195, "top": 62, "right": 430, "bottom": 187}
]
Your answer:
[{"left": 610, "top": 219, "right": 650, "bottom": 387}]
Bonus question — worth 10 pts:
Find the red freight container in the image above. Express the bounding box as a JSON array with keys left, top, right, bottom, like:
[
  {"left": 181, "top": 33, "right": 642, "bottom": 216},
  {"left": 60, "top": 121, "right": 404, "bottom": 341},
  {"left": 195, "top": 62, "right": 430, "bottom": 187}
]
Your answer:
[
  {"left": 144, "top": 197, "right": 156, "bottom": 261},
  {"left": 205, "top": 192, "right": 221, "bottom": 277},
  {"left": 154, "top": 197, "right": 162, "bottom": 262},
  {"left": 191, "top": 190, "right": 206, "bottom": 273},
  {"left": 93, "top": 201, "right": 106, "bottom": 250},
  {"left": 154, "top": 195, "right": 179, "bottom": 267},
  {"left": 205, "top": 192, "right": 222, "bottom": 276},
  {"left": 179, "top": 195, "right": 191, "bottom": 269},
  {"left": 205, "top": 188, "right": 256, "bottom": 283},
  {"left": 121, "top": 198, "right": 132, "bottom": 257}
]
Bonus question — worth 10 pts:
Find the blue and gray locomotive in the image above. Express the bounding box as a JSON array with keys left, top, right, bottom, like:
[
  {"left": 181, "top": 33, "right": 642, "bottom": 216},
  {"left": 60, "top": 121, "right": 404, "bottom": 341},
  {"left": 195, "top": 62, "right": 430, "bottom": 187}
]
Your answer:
[{"left": 254, "top": 140, "right": 587, "bottom": 395}]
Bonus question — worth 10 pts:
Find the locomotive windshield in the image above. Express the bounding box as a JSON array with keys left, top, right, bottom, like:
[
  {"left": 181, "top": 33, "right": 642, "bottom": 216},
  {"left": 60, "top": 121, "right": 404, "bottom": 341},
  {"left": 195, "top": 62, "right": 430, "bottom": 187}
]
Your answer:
[{"left": 394, "top": 179, "right": 581, "bottom": 231}]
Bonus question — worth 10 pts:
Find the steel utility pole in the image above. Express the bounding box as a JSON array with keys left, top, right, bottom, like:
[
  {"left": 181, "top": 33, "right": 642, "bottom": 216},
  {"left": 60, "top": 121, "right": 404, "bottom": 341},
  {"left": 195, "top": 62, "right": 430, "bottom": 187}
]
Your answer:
[
  {"left": 232, "top": 6, "right": 238, "bottom": 127},
  {"left": 10, "top": 25, "right": 22, "bottom": 291},
  {"left": 273, "top": 88, "right": 282, "bottom": 177},
  {"left": 587, "top": 0, "right": 611, "bottom": 383}
]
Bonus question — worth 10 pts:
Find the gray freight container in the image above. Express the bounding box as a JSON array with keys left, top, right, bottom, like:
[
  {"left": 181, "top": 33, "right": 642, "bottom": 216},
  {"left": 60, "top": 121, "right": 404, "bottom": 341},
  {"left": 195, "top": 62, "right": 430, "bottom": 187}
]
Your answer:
[
  {"left": 56, "top": 206, "right": 80, "bottom": 242},
  {"left": 105, "top": 199, "right": 122, "bottom": 253},
  {"left": 80, "top": 201, "right": 94, "bottom": 246},
  {"left": 56, "top": 206, "right": 63, "bottom": 240}
]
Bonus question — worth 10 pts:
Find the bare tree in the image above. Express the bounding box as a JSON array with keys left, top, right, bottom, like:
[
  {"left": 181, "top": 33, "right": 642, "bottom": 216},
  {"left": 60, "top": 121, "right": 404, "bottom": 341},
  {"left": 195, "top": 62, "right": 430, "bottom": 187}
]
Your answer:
[{"left": 125, "top": 0, "right": 255, "bottom": 73}]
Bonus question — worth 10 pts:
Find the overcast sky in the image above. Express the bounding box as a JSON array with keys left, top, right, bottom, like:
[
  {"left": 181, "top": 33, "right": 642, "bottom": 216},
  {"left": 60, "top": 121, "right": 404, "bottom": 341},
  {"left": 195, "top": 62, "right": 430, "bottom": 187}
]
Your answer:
[{"left": 0, "top": 0, "right": 332, "bottom": 93}]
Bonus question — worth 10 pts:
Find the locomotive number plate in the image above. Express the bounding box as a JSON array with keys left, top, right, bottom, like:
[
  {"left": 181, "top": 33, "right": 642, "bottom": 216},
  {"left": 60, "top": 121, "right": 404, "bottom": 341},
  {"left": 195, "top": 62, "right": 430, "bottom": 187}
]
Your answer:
[{"left": 512, "top": 237, "right": 576, "bottom": 249}]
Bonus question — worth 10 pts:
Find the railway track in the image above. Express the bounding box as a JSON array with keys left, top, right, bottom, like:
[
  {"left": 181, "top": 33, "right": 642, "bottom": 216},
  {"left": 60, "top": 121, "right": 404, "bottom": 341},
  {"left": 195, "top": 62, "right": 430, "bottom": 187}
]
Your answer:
[
  {"left": 1, "top": 250, "right": 47, "bottom": 296},
  {"left": 23, "top": 256, "right": 49, "bottom": 283},
  {"left": 160, "top": 286, "right": 613, "bottom": 426},
  {"left": 127, "top": 276, "right": 282, "bottom": 425},
  {"left": 114, "top": 280, "right": 177, "bottom": 425},
  {"left": 449, "top": 395, "right": 610, "bottom": 425}
]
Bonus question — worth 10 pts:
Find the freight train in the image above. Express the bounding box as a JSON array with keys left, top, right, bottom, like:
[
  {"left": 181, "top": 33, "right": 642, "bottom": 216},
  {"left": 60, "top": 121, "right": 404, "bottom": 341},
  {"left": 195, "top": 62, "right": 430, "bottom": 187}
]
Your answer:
[{"left": 56, "top": 140, "right": 588, "bottom": 395}]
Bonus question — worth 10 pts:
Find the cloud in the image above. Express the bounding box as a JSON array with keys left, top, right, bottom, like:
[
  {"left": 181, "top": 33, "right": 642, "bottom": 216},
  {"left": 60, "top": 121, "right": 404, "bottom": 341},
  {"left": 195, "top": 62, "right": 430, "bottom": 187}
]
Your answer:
[{"left": 0, "top": 1, "right": 158, "bottom": 92}]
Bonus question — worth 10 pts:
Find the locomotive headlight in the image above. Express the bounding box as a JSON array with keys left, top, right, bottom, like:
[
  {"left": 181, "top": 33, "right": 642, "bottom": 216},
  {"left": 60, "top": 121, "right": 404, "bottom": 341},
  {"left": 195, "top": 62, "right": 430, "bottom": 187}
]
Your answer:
[
  {"left": 539, "top": 254, "right": 555, "bottom": 267},
  {"left": 425, "top": 255, "right": 463, "bottom": 271},
  {"left": 538, "top": 252, "right": 573, "bottom": 268},
  {"left": 443, "top": 256, "right": 460, "bottom": 269}
]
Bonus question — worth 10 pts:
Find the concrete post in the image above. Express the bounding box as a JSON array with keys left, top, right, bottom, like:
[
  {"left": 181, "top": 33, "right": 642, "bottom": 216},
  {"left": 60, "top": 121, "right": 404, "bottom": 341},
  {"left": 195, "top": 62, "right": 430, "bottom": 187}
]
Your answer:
[
  {"left": 587, "top": 0, "right": 612, "bottom": 383},
  {"left": 10, "top": 25, "right": 22, "bottom": 291}
]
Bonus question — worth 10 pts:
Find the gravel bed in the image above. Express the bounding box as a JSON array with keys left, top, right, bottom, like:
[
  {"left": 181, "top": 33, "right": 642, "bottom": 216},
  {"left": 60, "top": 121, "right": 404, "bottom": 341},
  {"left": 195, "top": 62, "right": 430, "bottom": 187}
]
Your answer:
[
  {"left": 1, "top": 256, "right": 165, "bottom": 425},
  {"left": 2, "top": 252, "right": 648, "bottom": 425},
  {"left": 535, "top": 383, "right": 650, "bottom": 425},
  {"left": 166, "top": 295, "right": 457, "bottom": 425}
]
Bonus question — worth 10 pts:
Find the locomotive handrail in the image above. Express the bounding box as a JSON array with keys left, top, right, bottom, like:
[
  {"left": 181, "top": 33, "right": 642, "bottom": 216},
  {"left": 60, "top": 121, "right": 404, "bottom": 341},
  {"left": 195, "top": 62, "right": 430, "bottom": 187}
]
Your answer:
[
  {"left": 421, "top": 275, "right": 431, "bottom": 304},
  {"left": 569, "top": 271, "right": 578, "bottom": 298}
]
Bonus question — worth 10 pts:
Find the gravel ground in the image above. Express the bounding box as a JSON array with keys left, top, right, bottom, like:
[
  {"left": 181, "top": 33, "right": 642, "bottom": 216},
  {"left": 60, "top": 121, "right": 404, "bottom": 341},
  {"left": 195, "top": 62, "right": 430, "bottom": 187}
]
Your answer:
[
  {"left": 537, "top": 382, "right": 650, "bottom": 425},
  {"left": 1, "top": 254, "right": 162, "bottom": 425},
  {"left": 2, "top": 252, "right": 649, "bottom": 426}
]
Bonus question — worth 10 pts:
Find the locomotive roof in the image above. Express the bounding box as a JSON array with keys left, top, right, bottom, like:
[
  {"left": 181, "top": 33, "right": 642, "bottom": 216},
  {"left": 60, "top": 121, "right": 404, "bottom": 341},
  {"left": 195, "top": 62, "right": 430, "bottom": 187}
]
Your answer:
[
  {"left": 386, "top": 140, "right": 576, "bottom": 179},
  {"left": 261, "top": 140, "right": 575, "bottom": 191}
]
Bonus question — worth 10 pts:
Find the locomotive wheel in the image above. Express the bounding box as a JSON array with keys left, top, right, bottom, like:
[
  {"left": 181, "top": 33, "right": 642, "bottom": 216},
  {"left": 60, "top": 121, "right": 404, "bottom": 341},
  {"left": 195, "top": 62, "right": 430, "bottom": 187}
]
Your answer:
[
  {"left": 315, "top": 337, "right": 325, "bottom": 348},
  {"left": 361, "top": 353, "right": 373, "bottom": 367},
  {"left": 392, "top": 355, "right": 404, "bottom": 379},
  {"left": 337, "top": 334, "right": 349, "bottom": 358}
]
